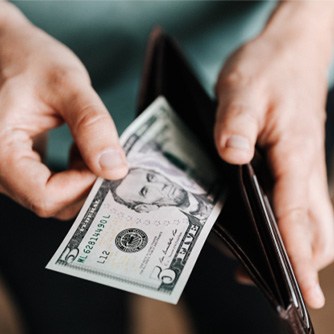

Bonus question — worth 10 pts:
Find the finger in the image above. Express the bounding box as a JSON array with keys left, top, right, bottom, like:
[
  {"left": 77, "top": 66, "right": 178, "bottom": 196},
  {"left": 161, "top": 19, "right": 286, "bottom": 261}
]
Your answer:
[
  {"left": 215, "top": 75, "right": 266, "bottom": 164},
  {"left": 54, "top": 197, "right": 86, "bottom": 221},
  {"left": 270, "top": 144, "right": 325, "bottom": 308},
  {"left": 235, "top": 266, "right": 255, "bottom": 286},
  {"left": 279, "top": 212, "right": 325, "bottom": 309},
  {"left": 51, "top": 144, "right": 95, "bottom": 220},
  {"left": 308, "top": 156, "right": 334, "bottom": 269},
  {"left": 0, "top": 139, "right": 96, "bottom": 217},
  {"left": 57, "top": 78, "right": 128, "bottom": 180}
]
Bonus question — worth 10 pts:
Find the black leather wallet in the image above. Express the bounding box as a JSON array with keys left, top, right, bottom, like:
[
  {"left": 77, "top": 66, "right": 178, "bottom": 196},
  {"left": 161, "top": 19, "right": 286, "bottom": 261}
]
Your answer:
[{"left": 136, "top": 28, "right": 314, "bottom": 334}]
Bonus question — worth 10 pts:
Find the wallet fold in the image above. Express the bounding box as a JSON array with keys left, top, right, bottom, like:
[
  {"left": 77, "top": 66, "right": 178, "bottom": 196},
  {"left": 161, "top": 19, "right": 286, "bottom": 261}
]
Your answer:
[{"left": 136, "top": 27, "right": 314, "bottom": 334}]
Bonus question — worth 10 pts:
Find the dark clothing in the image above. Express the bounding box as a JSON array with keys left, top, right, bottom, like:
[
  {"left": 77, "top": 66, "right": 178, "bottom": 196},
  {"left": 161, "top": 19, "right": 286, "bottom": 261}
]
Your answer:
[{"left": 0, "top": 194, "right": 283, "bottom": 334}]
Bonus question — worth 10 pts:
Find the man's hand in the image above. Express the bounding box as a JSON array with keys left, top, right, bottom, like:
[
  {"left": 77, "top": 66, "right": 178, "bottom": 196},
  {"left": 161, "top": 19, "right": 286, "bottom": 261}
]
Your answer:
[
  {"left": 215, "top": 2, "right": 334, "bottom": 309},
  {"left": 0, "top": 3, "right": 128, "bottom": 220}
]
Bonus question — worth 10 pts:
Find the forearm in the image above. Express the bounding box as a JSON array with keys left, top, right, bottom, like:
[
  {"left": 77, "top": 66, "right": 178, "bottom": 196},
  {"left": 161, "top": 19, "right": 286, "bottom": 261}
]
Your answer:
[
  {"left": 0, "top": 2, "right": 41, "bottom": 84},
  {"left": 0, "top": 2, "right": 30, "bottom": 31},
  {"left": 215, "top": 2, "right": 334, "bottom": 308},
  {"left": 261, "top": 1, "right": 334, "bottom": 72}
]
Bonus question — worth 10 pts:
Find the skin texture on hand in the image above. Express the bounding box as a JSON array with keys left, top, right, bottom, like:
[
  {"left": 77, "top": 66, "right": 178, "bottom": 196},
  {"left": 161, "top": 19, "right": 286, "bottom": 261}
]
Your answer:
[
  {"left": 215, "top": 2, "right": 334, "bottom": 309},
  {"left": 0, "top": 3, "right": 128, "bottom": 220}
]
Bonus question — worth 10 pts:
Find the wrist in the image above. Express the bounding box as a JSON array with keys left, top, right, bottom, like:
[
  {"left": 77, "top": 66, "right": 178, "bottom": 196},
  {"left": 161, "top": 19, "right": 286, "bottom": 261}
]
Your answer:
[
  {"left": 0, "top": 3, "right": 36, "bottom": 83},
  {"left": 260, "top": 2, "right": 334, "bottom": 71},
  {"left": 0, "top": 2, "right": 30, "bottom": 33}
]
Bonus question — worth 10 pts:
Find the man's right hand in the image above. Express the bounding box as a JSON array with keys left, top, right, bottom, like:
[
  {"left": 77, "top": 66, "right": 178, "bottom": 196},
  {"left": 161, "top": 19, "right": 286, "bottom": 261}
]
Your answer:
[
  {"left": 214, "top": 2, "right": 334, "bottom": 309},
  {"left": 0, "top": 3, "right": 128, "bottom": 220}
]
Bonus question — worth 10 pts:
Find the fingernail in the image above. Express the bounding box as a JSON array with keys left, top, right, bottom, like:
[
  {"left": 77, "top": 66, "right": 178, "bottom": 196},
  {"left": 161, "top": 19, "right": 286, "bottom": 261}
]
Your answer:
[
  {"left": 312, "top": 284, "right": 325, "bottom": 308},
  {"left": 99, "top": 149, "right": 127, "bottom": 171},
  {"left": 225, "top": 135, "right": 250, "bottom": 151}
]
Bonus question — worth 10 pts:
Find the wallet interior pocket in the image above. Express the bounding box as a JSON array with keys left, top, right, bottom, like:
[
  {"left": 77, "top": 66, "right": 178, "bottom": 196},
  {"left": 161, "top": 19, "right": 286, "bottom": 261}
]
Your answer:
[{"left": 213, "top": 170, "right": 287, "bottom": 309}]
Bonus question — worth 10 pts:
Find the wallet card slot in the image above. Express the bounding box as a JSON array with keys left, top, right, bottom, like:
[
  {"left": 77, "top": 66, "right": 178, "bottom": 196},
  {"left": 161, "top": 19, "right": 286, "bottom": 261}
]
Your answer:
[
  {"left": 213, "top": 221, "right": 276, "bottom": 306},
  {"left": 238, "top": 168, "right": 287, "bottom": 307}
]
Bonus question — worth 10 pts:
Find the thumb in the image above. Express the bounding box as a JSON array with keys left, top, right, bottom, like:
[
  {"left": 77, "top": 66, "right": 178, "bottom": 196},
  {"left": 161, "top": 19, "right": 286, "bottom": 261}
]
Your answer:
[
  {"left": 60, "top": 82, "right": 128, "bottom": 180},
  {"left": 214, "top": 85, "right": 265, "bottom": 165}
]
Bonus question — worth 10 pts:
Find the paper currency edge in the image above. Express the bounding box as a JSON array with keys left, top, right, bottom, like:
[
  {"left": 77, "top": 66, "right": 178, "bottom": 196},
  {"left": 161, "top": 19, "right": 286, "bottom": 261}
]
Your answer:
[{"left": 46, "top": 96, "right": 226, "bottom": 304}]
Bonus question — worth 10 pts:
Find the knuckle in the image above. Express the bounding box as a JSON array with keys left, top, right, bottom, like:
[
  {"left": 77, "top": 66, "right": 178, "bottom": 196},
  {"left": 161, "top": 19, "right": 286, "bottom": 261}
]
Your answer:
[
  {"left": 324, "top": 249, "right": 334, "bottom": 265},
  {"left": 55, "top": 208, "right": 78, "bottom": 221},
  {"left": 277, "top": 207, "right": 309, "bottom": 230},
  {"left": 48, "top": 67, "right": 71, "bottom": 87},
  {"left": 74, "top": 107, "right": 111, "bottom": 134},
  {"left": 0, "top": 76, "right": 22, "bottom": 93},
  {"left": 28, "top": 194, "right": 58, "bottom": 218},
  {"left": 217, "top": 68, "right": 256, "bottom": 96},
  {"left": 326, "top": 248, "right": 334, "bottom": 264},
  {"left": 216, "top": 45, "right": 262, "bottom": 94},
  {"left": 316, "top": 245, "right": 334, "bottom": 268},
  {"left": 228, "top": 104, "right": 258, "bottom": 123},
  {"left": 48, "top": 65, "right": 89, "bottom": 90},
  {"left": 0, "top": 183, "right": 10, "bottom": 198},
  {"left": 275, "top": 136, "right": 317, "bottom": 168},
  {"left": 216, "top": 101, "right": 258, "bottom": 128},
  {"left": 218, "top": 70, "right": 245, "bottom": 89}
]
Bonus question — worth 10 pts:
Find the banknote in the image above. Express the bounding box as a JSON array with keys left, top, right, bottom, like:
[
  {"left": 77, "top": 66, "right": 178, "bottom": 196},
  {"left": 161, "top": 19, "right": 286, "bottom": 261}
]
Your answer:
[{"left": 47, "top": 96, "right": 225, "bottom": 304}]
